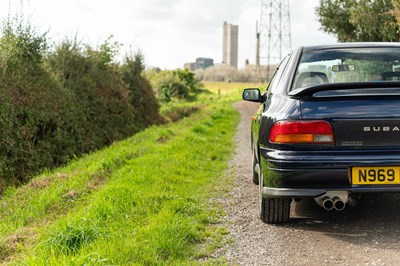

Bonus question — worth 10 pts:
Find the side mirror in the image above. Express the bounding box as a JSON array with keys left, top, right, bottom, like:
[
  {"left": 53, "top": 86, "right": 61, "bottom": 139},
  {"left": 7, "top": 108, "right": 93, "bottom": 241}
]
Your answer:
[{"left": 242, "top": 88, "right": 262, "bottom": 102}]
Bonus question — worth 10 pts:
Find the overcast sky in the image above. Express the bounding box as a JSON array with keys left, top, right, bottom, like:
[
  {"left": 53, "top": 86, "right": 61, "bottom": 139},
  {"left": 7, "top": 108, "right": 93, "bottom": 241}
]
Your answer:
[{"left": 1, "top": 0, "right": 337, "bottom": 69}]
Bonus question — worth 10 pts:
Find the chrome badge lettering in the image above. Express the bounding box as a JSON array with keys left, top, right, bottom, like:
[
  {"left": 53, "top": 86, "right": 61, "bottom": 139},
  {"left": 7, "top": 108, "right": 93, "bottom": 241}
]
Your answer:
[{"left": 363, "top": 126, "right": 400, "bottom": 132}]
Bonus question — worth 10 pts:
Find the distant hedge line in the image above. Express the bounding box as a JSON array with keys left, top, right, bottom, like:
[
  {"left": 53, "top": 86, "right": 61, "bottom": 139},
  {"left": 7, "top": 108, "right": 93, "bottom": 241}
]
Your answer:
[{"left": 0, "top": 22, "right": 161, "bottom": 183}]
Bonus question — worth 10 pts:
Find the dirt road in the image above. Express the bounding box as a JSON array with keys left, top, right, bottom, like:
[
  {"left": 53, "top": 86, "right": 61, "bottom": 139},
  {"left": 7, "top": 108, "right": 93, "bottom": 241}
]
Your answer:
[{"left": 219, "top": 100, "right": 400, "bottom": 265}]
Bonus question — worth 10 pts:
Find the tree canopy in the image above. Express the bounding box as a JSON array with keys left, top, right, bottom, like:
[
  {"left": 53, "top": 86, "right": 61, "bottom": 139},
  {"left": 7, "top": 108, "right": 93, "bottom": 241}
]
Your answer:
[{"left": 316, "top": 0, "right": 400, "bottom": 42}]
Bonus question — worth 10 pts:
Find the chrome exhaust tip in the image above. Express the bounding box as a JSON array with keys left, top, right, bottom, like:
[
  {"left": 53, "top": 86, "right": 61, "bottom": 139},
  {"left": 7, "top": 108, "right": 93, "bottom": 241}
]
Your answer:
[
  {"left": 315, "top": 191, "right": 350, "bottom": 211},
  {"left": 321, "top": 196, "right": 334, "bottom": 211},
  {"left": 333, "top": 197, "right": 346, "bottom": 211}
]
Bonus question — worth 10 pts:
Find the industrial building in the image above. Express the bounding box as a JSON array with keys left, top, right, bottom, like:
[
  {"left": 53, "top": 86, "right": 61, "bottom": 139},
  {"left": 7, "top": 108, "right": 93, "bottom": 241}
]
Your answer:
[
  {"left": 222, "top": 21, "right": 239, "bottom": 69},
  {"left": 184, "top": 58, "right": 214, "bottom": 71},
  {"left": 195, "top": 58, "right": 214, "bottom": 69}
]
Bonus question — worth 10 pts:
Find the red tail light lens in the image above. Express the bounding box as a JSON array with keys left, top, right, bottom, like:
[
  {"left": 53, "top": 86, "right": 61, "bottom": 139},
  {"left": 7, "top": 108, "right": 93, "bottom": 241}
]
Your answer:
[{"left": 270, "top": 120, "right": 334, "bottom": 144}]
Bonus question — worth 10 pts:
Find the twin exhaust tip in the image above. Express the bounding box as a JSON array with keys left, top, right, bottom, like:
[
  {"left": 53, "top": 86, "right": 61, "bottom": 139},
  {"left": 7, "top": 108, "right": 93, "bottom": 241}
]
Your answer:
[
  {"left": 315, "top": 191, "right": 355, "bottom": 211},
  {"left": 320, "top": 196, "right": 346, "bottom": 211}
]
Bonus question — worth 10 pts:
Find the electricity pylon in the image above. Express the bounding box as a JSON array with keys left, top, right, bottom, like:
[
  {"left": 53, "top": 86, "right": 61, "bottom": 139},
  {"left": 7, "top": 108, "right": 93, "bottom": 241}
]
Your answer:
[{"left": 256, "top": 0, "right": 292, "bottom": 80}]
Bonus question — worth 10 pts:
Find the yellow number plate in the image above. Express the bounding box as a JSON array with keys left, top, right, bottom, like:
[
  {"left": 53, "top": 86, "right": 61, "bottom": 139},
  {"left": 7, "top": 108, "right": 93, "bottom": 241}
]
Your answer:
[{"left": 351, "top": 166, "right": 400, "bottom": 185}]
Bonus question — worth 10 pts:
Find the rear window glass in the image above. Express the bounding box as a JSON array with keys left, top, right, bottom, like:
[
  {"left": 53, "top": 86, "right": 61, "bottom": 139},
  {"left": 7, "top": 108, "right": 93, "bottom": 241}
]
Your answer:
[{"left": 292, "top": 48, "right": 400, "bottom": 90}]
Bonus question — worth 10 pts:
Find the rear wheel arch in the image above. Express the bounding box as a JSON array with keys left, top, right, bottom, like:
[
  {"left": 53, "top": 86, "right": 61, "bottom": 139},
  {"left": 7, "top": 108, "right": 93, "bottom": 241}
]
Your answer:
[{"left": 252, "top": 140, "right": 261, "bottom": 185}]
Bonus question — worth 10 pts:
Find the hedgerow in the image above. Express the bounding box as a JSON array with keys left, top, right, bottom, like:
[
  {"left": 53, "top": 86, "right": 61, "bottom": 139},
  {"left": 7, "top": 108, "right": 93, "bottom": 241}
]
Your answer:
[{"left": 0, "top": 20, "right": 160, "bottom": 184}]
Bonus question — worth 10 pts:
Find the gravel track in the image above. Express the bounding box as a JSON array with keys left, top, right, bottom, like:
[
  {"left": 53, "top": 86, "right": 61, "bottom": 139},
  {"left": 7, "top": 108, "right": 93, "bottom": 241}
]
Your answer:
[{"left": 216, "top": 100, "right": 400, "bottom": 265}]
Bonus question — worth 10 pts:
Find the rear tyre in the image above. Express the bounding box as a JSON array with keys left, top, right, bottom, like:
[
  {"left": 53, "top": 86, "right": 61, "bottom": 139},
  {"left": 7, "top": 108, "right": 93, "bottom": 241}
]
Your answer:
[
  {"left": 260, "top": 197, "right": 291, "bottom": 224},
  {"left": 259, "top": 171, "right": 290, "bottom": 224}
]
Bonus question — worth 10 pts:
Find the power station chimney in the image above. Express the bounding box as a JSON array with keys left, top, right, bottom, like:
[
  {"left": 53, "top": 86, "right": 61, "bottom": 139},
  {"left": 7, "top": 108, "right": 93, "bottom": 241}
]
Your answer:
[{"left": 256, "top": 21, "right": 260, "bottom": 68}]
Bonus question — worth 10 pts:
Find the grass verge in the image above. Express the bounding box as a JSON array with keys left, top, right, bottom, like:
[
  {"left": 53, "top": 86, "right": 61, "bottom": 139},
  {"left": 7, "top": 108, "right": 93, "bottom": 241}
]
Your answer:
[{"left": 0, "top": 91, "right": 240, "bottom": 265}]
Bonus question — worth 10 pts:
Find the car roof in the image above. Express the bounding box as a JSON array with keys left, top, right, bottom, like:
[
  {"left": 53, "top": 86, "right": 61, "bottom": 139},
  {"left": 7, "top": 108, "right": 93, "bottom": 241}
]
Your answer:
[{"left": 302, "top": 42, "right": 400, "bottom": 52}]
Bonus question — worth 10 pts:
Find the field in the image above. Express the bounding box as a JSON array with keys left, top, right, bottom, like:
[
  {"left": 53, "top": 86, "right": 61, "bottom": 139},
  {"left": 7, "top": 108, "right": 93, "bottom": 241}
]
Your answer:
[{"left": 203, "top": 81, "right": 268, "bottom": 97}]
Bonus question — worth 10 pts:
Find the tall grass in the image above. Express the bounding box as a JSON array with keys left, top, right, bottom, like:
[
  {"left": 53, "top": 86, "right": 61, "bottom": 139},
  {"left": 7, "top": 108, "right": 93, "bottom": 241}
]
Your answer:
[{"left": 0, "top": 92, "right": 239, "bottom": 265}]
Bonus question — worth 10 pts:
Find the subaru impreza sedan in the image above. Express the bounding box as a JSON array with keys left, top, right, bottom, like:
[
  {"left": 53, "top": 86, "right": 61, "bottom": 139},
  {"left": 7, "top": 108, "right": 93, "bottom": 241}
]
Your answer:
[{"left": 243, "top": 43, "right": 400, "bottom": 224}]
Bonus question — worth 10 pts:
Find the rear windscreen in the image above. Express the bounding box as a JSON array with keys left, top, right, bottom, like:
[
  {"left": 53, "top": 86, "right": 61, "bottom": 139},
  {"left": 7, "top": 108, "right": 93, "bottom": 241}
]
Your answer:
[{"left": 292, "top": 48, "right": 400, "bottom": 90}]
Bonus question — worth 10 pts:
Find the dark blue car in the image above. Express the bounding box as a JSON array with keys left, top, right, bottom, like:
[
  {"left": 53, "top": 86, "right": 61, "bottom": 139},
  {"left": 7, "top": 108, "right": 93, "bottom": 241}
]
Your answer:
[{"left": 243, "top": 43, "right": 400, "bottom": 224}]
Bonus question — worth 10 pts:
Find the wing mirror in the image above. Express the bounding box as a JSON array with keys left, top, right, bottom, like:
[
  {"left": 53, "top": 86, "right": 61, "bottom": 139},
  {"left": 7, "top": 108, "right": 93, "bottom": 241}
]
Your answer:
[{"left": 242, "top": 88, "right": 262, "bottom": 102}]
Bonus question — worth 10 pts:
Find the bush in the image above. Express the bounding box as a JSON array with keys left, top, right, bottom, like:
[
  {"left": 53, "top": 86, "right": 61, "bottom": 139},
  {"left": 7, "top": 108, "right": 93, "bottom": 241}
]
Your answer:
[
  {"left": 146, "top": 69, "right": 203, "bottom": 102},
  {"left": 120, "top": 53, "right": 162, "bottom": 128},
  {"left": 0, "top": 21, "right": 82, "bottom": 181},
  {"left": 175, "top": 69, "right": 202, "bottom": 93},
  {"left": 0, "top": 20, "right": 161, "bottom": 183},
  {"left": 152, "top": 71, "right": 189, "bottom": 102},
  {"left": 46, "top": 39, "right": 136, "bottom": 151}
]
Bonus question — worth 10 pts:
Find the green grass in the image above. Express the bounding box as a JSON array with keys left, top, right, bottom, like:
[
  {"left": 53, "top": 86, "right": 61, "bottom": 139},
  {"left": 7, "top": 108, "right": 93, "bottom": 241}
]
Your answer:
[{"left": 0, "top": 91, "right": 240, "bottom": 265}]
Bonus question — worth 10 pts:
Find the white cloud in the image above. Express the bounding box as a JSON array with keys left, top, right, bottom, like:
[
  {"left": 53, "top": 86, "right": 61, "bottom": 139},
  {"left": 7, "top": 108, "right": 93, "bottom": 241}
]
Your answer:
[
  {"left": 0, "top": 0, "right": 337, "bottom": 69},
  {"left": 290, "top": 0, "right": 337, "bottom": 47}
]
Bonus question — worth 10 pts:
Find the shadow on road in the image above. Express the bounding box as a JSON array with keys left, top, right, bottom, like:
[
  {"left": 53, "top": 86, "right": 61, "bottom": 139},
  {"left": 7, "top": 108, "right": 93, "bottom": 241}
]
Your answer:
[{"left": 287, "top": 195, "right": 400, "bottom": 249}]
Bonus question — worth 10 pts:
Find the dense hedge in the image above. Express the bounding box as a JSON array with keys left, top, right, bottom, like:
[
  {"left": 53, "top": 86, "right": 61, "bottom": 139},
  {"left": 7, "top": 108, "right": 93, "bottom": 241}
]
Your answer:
[{"left": 0, "top": 22, "right": 160, "bottom": 183}]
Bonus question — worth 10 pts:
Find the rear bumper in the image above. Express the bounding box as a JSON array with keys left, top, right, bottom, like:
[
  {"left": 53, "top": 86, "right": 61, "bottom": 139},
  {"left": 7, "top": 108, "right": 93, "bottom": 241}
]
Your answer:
[
  {"left": 260, "top": 148, "right": 400, "bottom": 198},
  {"left": 261, "top": 186, "right": 400, "bottom": 198}
]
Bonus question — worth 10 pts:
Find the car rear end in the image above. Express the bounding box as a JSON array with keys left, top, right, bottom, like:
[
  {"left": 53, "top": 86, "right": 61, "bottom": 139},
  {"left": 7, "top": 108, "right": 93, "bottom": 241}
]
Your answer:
[{"left": 260, "top": 44, "right": 400, "bottom": 216}]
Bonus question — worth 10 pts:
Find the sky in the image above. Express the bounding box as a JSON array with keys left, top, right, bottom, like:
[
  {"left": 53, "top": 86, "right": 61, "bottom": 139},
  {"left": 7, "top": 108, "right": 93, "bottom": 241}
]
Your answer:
[{"left": 1, "top": 0, "right": 337, "bottom": 69}]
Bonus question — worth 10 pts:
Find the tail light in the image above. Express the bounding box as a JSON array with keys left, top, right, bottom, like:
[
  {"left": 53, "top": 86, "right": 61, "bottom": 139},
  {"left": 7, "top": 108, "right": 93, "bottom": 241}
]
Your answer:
[{"left": 270, "top": 120, "right": 334, "bottom": 144}]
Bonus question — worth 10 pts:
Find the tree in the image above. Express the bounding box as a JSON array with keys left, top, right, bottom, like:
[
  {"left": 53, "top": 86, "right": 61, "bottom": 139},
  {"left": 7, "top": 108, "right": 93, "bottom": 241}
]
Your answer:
[{"left": 316, "top": 0, "right": 400, "bottom": 42}]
